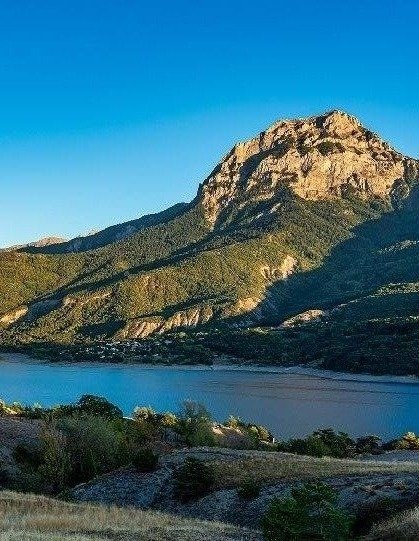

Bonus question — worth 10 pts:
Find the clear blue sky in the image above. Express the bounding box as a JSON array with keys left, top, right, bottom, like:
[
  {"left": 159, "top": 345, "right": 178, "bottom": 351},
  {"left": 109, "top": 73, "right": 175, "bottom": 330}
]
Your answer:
[{"left": 1, "top": 0, "right": 418, "bottom": 247}]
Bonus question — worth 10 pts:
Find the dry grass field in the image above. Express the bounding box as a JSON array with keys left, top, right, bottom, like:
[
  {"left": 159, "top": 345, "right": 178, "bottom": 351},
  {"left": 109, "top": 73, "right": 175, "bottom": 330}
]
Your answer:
[
  {"left": 0, "top": 491, "right": 262, "bottom": 541},
  {"left": 366, "top": 506, "right": 419, "bottom": 540},
  {"left": 211, "top": 450, "right": 419, "bottom": 488}
]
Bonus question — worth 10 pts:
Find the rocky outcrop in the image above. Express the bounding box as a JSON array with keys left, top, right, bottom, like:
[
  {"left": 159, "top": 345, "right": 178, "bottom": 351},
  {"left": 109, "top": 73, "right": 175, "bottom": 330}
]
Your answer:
[
  {"left": 260, "top": 255, "right": 297, "bottom": 282},
  {"left": 123, "top": 305, "right": 216, "bottom": 338},
  {"left": 281, "top": 309, "right": 327, "bottom": 327},
  {"left": 0, "top": 306, "right": 28, "bottom": 325},
  {"left": 199, "top": 110, "right": 419, "bottom": 227}
]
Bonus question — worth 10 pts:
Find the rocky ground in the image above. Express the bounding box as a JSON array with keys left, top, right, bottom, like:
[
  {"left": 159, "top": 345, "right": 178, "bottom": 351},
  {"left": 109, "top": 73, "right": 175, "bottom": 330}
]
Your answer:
[
  {"left": 0, "top": 416, "right": 40, "bottom": 479},
  {"left": 3, "top": 416, "right": 419, "bottom": 534},
  {"left": 69, "top": 447, "right": 419, "bottom": 528}
]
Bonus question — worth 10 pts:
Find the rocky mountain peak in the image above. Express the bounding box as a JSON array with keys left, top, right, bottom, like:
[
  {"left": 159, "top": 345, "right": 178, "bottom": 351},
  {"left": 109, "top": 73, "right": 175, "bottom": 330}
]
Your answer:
[
  {"left": 2, "top": 236, "right": 67, "bottom": 251},
  {"left": 199, "top": 111, "right": 419, "bottom": 227}
]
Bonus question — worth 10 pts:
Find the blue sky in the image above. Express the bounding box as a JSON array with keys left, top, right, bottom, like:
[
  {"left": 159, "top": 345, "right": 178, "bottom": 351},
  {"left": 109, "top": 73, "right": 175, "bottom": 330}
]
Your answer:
[{"left": 1, "top": 0, "right": 418, "bottom": 247}]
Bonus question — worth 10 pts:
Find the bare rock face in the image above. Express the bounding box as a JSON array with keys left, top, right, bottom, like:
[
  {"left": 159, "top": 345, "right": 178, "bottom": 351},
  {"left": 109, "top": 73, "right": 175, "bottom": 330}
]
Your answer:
[
  {"left": 199, "top": 110, "right": 418, "bottom": 227},
  {"left": 123, "top": 305, "right": 216, "bottom": 338}
]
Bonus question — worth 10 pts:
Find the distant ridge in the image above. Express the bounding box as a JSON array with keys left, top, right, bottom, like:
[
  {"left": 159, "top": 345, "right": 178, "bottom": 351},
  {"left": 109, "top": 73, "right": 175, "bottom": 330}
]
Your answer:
[
  {"left": 23, "top": 202, "right": 189, "bottom": 254},
  {"left": 2, "top": 236, "right": 67, "bottom": 251}
]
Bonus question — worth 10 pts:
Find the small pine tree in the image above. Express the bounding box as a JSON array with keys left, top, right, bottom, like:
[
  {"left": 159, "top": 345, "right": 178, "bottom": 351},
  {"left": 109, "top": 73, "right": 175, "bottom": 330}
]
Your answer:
[{"left": 261, "top": 482, "right": 353, "bottom": 541}]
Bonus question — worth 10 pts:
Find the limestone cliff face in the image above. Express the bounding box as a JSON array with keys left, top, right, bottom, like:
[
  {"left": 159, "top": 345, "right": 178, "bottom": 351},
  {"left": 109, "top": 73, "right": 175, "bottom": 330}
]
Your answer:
[{"left": 199, "top": 110, "right": 419, "bottom": 227}]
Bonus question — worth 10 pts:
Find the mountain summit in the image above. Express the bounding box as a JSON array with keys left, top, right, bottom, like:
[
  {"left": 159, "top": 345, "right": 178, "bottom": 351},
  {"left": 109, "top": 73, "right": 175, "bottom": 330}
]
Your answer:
[
  {"left": 1, "top": 111, "right": 419, "bottom": 371},
  {"left": 199, "top": 110, "right": 418, "bottom": 227}
]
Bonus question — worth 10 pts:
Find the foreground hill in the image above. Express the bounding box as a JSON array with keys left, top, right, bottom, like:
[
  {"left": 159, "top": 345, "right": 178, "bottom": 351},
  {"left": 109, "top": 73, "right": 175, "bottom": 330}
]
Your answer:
[
  {"left": 3, "top": 403, "right": 419, "bottom": 540},
  {"left": 1, "top": 110, "right": 419, "bottom": 373},
  {"left": 0, "top": 490, "right": 260, "bottom": 541}
]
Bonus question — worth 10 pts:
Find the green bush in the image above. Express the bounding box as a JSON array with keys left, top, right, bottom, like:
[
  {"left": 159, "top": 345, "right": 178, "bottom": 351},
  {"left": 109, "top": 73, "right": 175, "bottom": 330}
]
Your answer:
[
  {"left": 224, "top": 415, "right": 274, "bottom": 448},
  {"left": 175, "top": 401, "right": 216, "bottom": 447},
  {"left": 355, "top": 435, "right": 382, "bottom": 455},
  {"left": 277, "top": 436, "right": 329, "bottom": 457},
  {"left": 277, "top": 429, "right": 356, "bottom": 458},
  {"left": 132, "top": 406, "right": 161, "bottom": 440},
  {"left": 133, "top": 406, "right": 158, "bottom": 423},
  {"left": 58, "top": 414, "right": 126, "bottom": 484},
  {"left": 237, "top": 479, "right": 261, "bottom": 500},
  {"left": 38, "top": 425, "right": 71, "bottom": 492},
  {"left": 261, "top": 482, "right": 353, "bottom": 541},
  {"left": 173, "top": 457, "right": 215, "bottom": 502},
  {"left": 132, "top": 448, "right": 159, "bottom": 473},
  {"left": 73, "top": 395, "right": 123, "bottom": 418}
]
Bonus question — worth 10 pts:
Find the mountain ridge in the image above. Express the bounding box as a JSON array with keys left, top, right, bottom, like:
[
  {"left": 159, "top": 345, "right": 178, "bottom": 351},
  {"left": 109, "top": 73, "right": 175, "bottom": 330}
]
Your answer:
[
  {"left": 13, "top": 109, "right": 419, "bottom": 254},
  {"left": 1, "top": 110, "right": 419, "bottom": 376}
]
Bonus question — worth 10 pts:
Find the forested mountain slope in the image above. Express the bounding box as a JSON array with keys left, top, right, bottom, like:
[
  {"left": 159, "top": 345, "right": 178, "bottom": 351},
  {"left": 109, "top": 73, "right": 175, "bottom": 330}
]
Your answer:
[{"left": 1, "top": 110, "right": 419, "bottom": 350}]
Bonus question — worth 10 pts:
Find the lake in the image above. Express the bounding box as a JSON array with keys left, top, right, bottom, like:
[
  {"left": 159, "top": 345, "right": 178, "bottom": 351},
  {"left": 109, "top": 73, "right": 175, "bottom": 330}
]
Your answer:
[{"left": 1, "top": 353, "right": 419, "bottom": 439}]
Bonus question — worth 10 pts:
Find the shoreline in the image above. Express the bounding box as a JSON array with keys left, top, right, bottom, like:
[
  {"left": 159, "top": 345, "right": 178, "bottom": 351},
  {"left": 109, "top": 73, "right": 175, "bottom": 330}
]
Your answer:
[{"left": 1, "top": 351, "right": 418, "bottom": 386}]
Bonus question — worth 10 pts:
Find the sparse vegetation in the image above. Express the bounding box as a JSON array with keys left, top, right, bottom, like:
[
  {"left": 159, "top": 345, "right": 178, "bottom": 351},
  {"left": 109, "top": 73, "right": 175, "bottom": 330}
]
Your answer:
[
  {"left": 211, "top": 453, "right": 419, "bottom": 489},
  {"left": 3, "top": 394, "right": 419, "bottom": 541},
  {"left": 2, "top": 395, "right": 419, "bottom": 539}
]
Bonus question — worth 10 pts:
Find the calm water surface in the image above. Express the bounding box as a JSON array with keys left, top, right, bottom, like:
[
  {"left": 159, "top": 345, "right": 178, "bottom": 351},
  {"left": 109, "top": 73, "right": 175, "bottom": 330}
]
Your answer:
[{"left": 1, "top": 353, "right": 419, "bottom": 438}]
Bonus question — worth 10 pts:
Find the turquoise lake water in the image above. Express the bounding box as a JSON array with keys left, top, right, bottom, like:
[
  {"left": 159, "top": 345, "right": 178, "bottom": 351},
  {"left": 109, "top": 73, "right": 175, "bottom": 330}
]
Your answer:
[{"left": 1, "top": 353, "right": 418, "bottom": 438}]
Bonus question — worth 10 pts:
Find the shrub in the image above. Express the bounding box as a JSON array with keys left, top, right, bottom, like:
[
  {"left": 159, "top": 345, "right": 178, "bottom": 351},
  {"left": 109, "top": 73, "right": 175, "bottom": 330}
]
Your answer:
[
  {"left": 225, "top": 415, "right": 241, "bottom": 429},
  {"left": 277, "top": 436, "right": 330, "bottom": 457},
  {"left": 132, "top": 448, "right": 159, "bottom": 473},
  {"left": 160, "top": 412, "right": 178, "bottom": 427},
  {"left": 120, "top": 418, "right": 149, "bottom": 452},
  {"left": 0, "top": 400, "right": 8, "bottom": 415},
  {"left": 132, "top": 406, "right": 161, "bottom": 440},
  {"left": 58, "top": 414, "right": 126, "bottom": 484},
  {"left": 176, "top": 401, "right": 216, "bottom": 447},
  {"left": 237, "top": 479, "right": 261, "bottom": 500},
  {"left": 385, "top": 432, "right": 419, "bottom": 450},
  {"left": 311, "top": 429, "right": 355, "bottom": 458},
  {"left": 38, "top": 424, "right": 71, "bottom": 493},
  {"left": 173, "top": 458, "right": 215, "bottom": 502},
  {"left": 355, "top": 435, "right": 382, "bottom": 455},
  {"left": 247, "top": 424, "right": 273, "bottom": 443},
  {"left": 277, "top": 429, "right": 356, "bottom": 458},
  {"left": 261, "top": 482, "right": 353, "bottom": 541},
  {"left": 133, "top": 406, "right": 158, "bottom": 423},
  {"left": 75, "top": 395, "right": 123, "bottom": 418}
]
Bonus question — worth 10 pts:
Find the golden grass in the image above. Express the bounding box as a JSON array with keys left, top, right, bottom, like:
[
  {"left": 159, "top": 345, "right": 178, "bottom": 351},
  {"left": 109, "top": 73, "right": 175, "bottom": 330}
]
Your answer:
[
  {"left": 211, "top": 452, "right": 419, "bottom": 488},
  {"left": 0, "top": 491, "right": 261, "bottom": 541},
  {"left": 366, "top": 506, "right": 419, "bottom": 540}
]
